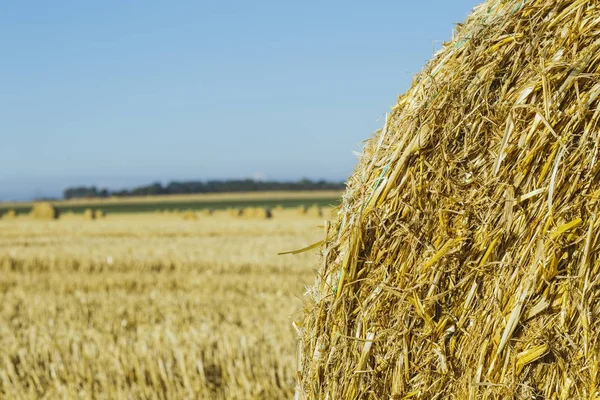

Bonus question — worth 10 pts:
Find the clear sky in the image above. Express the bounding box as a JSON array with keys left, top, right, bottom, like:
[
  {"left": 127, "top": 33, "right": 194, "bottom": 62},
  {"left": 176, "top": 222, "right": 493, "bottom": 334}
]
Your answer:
[{"left": 0, "top": 0, "right": 481, "bottom": 201}]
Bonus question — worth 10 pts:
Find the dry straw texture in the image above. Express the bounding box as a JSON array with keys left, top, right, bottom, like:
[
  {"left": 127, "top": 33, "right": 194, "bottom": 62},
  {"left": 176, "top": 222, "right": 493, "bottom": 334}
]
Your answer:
[
  {"left": 297, "top": 1, "right": 600, "bottom": 399},
  {"left": 0, "top": 213, "right": 320, "bottom": 398},
  {"left": 30, "top": 202, "right": 59, "bottom": 220}
]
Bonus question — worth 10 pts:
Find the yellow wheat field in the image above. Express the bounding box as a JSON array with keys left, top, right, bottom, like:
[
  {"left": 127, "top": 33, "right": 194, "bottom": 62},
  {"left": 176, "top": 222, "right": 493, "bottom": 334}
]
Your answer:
[{"left": 0, "top": 209, "right": 328, "bottom": 399}]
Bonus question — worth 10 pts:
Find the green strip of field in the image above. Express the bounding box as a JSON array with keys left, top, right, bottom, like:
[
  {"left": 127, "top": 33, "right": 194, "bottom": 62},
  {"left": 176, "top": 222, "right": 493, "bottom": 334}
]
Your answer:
[{"left": 1, "top": 197, "right": 341, "bottom": 215}]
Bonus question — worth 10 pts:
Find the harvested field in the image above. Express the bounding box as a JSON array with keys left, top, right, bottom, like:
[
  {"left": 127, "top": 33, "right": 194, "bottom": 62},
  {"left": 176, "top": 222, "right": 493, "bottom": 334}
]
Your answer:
[{"left": 0, "top": 209, "right": 327, "bottom": 398}]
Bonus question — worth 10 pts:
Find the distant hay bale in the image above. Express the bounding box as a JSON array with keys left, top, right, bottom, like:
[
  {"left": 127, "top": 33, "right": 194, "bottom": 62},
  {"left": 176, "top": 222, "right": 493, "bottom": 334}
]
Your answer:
[
  {"left": 94, "top": 209, "right": 106, "bottom": 219},
  {"left": 273, "top": 205, "right": 285, "bottom": 213},
  {"left": 182, "top": 210, "right": 198, "bottom": 221},
  {"left": 296, "top": 205, "right": 307, "bottom": 215},
  {"left": 296, "top": 1, "right": 600, "bottom": 398},
  {"left": 83, "top": 209, "right": 95, "bottom": 220},
  {"left": 254, "top": 207, "right": 272, "bottom": 219},
  {"left": 30, "top": 202, "right": 59, "bottom": 220},
  {"left": 228, "top": 208, "right": 244, "bottom": 217},
  {"left": 5, "top": 209, "right": 17, "bottom": 219},
  {"left": 240, "top": 207, "right": 272, "bottom": 219},
  {"left": 306, "top": 204, "right": 323, "bottom": 217},
  {"left": 201, "top": 208, "right": 214, "bottom": 216}
]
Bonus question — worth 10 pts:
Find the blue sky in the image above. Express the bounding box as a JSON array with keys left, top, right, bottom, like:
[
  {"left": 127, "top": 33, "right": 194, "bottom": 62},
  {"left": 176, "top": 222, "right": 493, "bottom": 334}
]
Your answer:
[{"left": 0, "top": 0, "right": 481, "bottom": 200}]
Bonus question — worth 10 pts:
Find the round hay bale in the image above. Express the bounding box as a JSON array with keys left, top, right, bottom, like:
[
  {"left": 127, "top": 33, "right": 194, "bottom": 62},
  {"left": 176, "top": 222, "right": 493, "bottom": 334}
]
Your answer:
[
  {"left": 227, "top": 208, "right": 242, "bottom": 217},
  {"left": 182, "top": 210, "right": 198, "bottom": 221},
  {"left": 244, "top": 207, "right": 258, "bottom": 218},
  {"left": 297, "top": 2, "right": 600, "bottom": 398},
  {"left": 94, "top": 209, "right": 106, "bottom": 219},
  {"left": 253, "top": 207, "right": 272, "bottom": 219},
  {"left": 30, "top": 202, "right": 59, "bottom": 220},
  {"left": 296, "top": 205, "right": 308, "bottom": 215},
  {"left": 306, "top": 204, "right": 323, "bottom": 217},
  {"left": 5, "top": 209, "right": 17, "bottom": 219},
  {"left": 201, "top": 208, "right": 214, "bottom": 216},
  {"left": 83, "top": 208, "right": 95, "bottom": 220}
]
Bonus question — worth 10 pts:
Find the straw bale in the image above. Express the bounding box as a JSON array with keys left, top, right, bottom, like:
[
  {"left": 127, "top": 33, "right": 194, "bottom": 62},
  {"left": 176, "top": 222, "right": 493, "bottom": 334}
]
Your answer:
[
  {"left": 30, "top": 202, "right": 59, "bottom": 220},
  {"left": 241, "top": 207, "right": 272, "bottom": 219},
  {"left": 297, "top": 205, "right": 308, "bottom": 215},
  {"left": 201, "top": 208, "right": 214, "bottom": 216},
  {"left": 297, "top": 1, "right": 600, "bottom": 398},
  {"left": 255, "top": 207, "right": 272, "bottom": 219},
  {"left": 306, "top": 204, "right": 323, "bottom": 217},
  {"left": 227, "top": 208, "right": 243, "bottom": 217},
  {"left": 83, "top": 209, "right": 95, "bottom": 220},
  {"left": 94, "top": 209, "right": 106, "bottom": 219},
  {"left": 6, "top": 210, "right": 17, "bottom": 218},
  {"left": 182, "top": 211, "right": 198, "bottom": 221}
]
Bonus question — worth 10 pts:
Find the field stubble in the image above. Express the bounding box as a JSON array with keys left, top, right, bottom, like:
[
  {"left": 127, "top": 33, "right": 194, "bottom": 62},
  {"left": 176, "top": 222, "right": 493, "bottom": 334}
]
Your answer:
[{"left": 0, "top": 209, "right": 326, "bottom": 399}]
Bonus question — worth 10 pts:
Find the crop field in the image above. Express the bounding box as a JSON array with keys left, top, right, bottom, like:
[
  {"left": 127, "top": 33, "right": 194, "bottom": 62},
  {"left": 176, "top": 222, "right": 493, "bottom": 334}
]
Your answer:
[
  {"left": 0, "top": 207, "right": 329, "bottom": 399},
  {"left": 0, "top": 191, "right": 342, "bottom": 215}
]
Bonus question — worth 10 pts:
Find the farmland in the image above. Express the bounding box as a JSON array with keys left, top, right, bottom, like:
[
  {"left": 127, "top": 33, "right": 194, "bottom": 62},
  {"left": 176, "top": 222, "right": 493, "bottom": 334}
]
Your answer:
[
  {"left": 0, "top": 205, "right": 331, "bottom": 398},
  {"left": 0, "top": 191, "right": 342, "bottom": 215}
]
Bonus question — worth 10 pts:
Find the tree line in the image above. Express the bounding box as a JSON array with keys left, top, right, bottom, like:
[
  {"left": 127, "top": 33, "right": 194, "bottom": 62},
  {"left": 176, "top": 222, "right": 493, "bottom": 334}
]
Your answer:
[{"left": 63, "top": 179, "right": 346, "bottom": 200}]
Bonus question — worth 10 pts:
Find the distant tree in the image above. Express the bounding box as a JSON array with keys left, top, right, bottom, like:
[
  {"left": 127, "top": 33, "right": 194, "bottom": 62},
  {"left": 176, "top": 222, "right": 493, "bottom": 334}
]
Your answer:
[{"left": 64, "top": 179, "right": 345, "bottom": 199}]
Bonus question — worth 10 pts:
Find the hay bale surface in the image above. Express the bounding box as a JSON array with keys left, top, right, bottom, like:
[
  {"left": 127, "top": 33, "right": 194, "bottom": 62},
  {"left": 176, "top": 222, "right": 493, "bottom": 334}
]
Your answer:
[
  {"left": 30, "top": 202, "right": 59, "bottom": 220},
  {"left": 6, "top": 210, "right": 17, "bottom": 218},
  {"left": 94, "top": 209, "right": 106, "bottom": 219},
  {"left": 297, "top": 1, "right": 600, "bottom": 398}
]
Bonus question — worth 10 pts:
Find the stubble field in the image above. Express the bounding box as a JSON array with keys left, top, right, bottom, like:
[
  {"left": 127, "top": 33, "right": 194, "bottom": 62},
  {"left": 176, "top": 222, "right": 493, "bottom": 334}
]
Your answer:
[{"left": 0, "top": 209, "right": 327, "bottom": 399}]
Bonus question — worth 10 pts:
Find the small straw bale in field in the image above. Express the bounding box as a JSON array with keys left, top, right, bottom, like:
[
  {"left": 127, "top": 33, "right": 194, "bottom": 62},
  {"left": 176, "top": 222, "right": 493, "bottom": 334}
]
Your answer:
[
  {"left": 201, "top": 208, "right": 214, "bottom": 216},
  {"left": 94, "top": 209, "right": 106, "bottom": 219},
  {"left": 296, "top": 205, "right": 307, "bottom": 215},
  {"left": 240, "top": 207, "right": 255, "bottom": 218},
  {"left": 30, "top": 202, "right": 59, "bottom": 220},
  {"left": 254, "top": 207, "right": 272, "bottom": 219},
  {"left": 273, "top": 205, "right": 285, "bottom": 214},
  {"left": 297, "top": 1, "right": 600, "bottom": 398},
  {"left": 182, "top": 210, "right": 198, "bottom": 221},
  {"left": 228, "top": 208, "right": 244, "bottom": 217},
  {"left": 5, "top": 209, "right": 17, "bottom": 219},
  {"left": 83, "top": 208, "right": 95, "bottom": 220},
  {"left": 240, "top": 207, "right": 272, "bottom": 219},
  {"left": 306, "top": 204, "right": 323, "bottom": 217}
]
